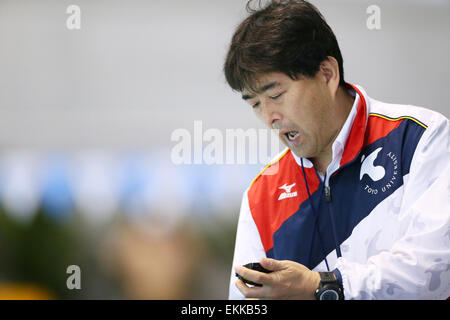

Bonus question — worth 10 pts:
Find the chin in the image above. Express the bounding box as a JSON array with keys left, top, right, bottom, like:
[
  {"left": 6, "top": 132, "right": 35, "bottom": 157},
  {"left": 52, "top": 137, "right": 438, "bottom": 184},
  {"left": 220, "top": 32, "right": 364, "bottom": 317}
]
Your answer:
[
  {"left": 289, "top": 146, "right": 310, "bottom": 159},
  {"left": 280, "top": 137, "right": 313, "bottom": 159}
]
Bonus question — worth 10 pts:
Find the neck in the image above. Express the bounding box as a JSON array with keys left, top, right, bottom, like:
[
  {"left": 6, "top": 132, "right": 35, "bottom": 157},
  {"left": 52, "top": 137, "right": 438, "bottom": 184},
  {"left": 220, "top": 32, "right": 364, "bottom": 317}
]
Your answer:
[{"left": 310, "top": 85, "right": 355, "bottom": 175}]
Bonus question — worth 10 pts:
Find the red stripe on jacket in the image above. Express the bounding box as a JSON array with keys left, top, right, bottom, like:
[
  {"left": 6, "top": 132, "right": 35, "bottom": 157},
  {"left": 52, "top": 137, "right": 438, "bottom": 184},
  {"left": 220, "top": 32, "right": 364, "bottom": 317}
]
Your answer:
[{"left": 248, "top": 152, "right": 320, "bottom": 253}]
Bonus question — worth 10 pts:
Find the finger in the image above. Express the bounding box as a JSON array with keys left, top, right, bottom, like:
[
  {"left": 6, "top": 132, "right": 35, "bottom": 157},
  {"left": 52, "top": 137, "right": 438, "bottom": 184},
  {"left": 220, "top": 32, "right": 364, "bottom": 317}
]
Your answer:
[
  {"left": 259, "top": 257, "right": 286, "bottom": 271},
  {"left": 235, "top": 279, "right": 268, "bottom": 299},
  {"left": 235, "top": 265, "right": 271, "bottom": 285}
]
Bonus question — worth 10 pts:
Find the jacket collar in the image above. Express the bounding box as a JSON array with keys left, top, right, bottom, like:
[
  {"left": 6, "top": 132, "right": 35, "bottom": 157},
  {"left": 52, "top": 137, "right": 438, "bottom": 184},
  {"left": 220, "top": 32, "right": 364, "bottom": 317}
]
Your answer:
[{"left": 339, "top": 83, "right": 369, "bottom": 166}]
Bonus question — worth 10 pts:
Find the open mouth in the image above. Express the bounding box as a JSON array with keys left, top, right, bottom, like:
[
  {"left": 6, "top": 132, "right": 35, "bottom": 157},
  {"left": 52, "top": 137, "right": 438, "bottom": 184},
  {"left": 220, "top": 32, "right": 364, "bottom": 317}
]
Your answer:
[{"left": 285, "top": 131, "right": 300, "bottom": 141}]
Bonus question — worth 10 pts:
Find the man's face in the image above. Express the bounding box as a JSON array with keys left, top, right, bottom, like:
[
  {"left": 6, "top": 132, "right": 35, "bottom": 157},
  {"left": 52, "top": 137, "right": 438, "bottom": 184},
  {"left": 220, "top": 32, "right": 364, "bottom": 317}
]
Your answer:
[{"left": 242, "top": 72, "right": 336, "bottom": 159}]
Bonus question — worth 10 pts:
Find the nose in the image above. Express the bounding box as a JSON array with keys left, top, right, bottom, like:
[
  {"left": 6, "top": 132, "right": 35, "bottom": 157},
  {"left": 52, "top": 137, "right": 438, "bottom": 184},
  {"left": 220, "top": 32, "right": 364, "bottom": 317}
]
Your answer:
[{"left": 260, "top": 100, "right": 283, "bottom": 129}]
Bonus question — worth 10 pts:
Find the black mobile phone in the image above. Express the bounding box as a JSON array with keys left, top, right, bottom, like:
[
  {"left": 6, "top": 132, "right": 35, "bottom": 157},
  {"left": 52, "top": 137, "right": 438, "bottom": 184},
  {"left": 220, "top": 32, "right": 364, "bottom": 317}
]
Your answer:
[{"left": 235, "top": 262, "right": 272, "bottom": 287}]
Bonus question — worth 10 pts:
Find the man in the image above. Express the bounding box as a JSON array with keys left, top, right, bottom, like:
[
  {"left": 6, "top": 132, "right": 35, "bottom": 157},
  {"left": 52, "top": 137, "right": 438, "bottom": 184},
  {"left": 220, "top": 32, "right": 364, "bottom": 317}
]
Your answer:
[{"left": 224, "top": 0, "right": 449, "bottom": 300}]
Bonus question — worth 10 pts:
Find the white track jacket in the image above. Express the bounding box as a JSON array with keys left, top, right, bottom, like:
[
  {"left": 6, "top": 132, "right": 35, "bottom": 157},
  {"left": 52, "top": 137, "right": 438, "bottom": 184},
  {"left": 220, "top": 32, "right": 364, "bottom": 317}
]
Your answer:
[{"left": 229, "top": 84, "right": 450, "bottom": 300}]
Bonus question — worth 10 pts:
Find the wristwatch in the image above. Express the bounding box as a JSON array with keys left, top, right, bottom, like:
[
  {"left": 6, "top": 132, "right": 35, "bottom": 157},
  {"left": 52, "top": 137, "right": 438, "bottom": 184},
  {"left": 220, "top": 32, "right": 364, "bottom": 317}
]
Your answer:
[{"left": 314, "top": 272, "right": 344, "bottom": 300}]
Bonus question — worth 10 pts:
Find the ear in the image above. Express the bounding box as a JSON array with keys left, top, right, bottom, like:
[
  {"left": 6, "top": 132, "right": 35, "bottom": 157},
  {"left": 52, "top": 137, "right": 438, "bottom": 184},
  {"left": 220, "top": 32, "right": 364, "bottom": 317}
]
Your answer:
[{"left": 319, "top": 56, "right": 340, "bottom": 98}]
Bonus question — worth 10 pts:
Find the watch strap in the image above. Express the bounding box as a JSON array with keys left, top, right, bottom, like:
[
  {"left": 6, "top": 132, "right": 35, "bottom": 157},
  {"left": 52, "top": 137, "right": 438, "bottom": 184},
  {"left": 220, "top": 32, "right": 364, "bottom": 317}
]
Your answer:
[
  {"left": 315, "top": 271, "right": 344, "bottom": 300},
  {"left": 319, "top": 271, "right": 337, "bottom": 284}
]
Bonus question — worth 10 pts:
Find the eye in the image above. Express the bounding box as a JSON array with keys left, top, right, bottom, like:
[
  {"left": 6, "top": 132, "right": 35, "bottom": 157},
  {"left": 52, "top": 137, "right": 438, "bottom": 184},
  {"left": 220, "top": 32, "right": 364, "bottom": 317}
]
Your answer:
[
  {"left": 270, "top": 92, "right": 284, "bottom": 100},
  {"left": 252, "top": 102, "right": 260, "bottom": 109}
]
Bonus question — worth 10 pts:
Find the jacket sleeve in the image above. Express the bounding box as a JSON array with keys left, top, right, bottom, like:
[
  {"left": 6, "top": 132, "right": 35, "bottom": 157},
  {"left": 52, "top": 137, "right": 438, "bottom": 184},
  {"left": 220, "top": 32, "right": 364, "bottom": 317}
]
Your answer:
[
  {"left": 334, "top": 113, "right": 450, "bottom": 299},
  {"left": 228, "top": 188, "right": 266, "bottom": 300}
]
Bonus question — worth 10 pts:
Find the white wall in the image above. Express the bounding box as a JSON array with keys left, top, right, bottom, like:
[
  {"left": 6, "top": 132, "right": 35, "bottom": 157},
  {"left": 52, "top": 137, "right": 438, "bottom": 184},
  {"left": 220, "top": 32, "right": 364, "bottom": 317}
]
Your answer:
[{"left": 0, "top": 0, "right": 448, "bottom": 150}]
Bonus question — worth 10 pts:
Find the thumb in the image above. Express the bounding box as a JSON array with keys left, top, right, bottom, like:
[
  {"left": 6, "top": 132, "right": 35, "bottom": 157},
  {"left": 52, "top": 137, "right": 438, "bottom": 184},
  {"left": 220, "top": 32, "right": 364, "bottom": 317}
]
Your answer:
[{"left": 260, "top": 257, "right": 285, "bottom": 271}]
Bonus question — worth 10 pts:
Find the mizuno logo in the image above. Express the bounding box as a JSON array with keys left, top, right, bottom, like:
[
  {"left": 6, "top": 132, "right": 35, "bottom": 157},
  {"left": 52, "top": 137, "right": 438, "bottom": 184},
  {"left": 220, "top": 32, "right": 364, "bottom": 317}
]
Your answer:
[
  {"left": 360, "top": 147, "right": 386, "bottom": 182},
  {"left": 278, "top": 183, "right": 298, "bottom": 200}
]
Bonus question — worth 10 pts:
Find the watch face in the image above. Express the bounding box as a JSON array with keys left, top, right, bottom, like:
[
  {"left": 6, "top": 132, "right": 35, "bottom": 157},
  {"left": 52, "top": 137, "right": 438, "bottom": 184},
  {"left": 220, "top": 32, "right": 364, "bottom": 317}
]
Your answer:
[{"left": 319, "top": 289, "right": 340, "bottom": 300}]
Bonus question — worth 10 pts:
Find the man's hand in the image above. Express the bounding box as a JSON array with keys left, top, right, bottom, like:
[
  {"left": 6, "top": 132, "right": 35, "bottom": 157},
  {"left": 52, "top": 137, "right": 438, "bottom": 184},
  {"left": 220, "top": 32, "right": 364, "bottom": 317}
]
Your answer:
[{"left": 234, "top": 258, "right": 320, "bottom": 300}]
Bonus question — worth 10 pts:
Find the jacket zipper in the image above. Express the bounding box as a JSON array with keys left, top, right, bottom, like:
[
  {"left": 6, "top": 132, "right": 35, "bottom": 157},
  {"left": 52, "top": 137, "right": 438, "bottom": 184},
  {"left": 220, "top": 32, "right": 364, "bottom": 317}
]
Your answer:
[{"left": 324, "top": 183, "right": 342, "bottom": 258}]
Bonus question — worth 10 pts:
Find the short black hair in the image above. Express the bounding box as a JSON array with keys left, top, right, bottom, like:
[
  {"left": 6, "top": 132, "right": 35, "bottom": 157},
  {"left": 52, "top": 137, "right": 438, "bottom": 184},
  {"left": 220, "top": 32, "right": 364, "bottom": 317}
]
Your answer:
[{"left": 224, "top": 0, "right": 345, "bottom": 92}]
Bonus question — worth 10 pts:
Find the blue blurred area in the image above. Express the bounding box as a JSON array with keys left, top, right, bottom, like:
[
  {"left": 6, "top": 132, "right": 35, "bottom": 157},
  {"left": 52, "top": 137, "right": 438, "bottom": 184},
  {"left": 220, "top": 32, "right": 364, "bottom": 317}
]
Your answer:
[
  {"left": 41, "top": 157, "right": 75, "bottom": 222},
  {"left": 0, "top": 151, "right": 261, "bottom": 224},
  {"left": 117, "top": 154, "right": 158, "bottom": 219}
]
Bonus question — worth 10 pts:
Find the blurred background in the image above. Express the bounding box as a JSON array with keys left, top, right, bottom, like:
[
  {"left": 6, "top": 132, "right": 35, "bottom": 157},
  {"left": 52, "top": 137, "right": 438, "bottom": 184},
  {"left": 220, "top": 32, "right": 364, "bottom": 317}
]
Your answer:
[{"left": 0, "top": 0, "right": 449, "bottom": 299}]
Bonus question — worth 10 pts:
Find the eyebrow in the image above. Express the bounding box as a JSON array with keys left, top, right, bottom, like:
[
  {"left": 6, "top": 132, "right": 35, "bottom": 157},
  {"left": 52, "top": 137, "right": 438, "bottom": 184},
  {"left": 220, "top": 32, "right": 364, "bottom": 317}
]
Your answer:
[{"left": 241, "top": 81, "right": 281, "bottom": 100}]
